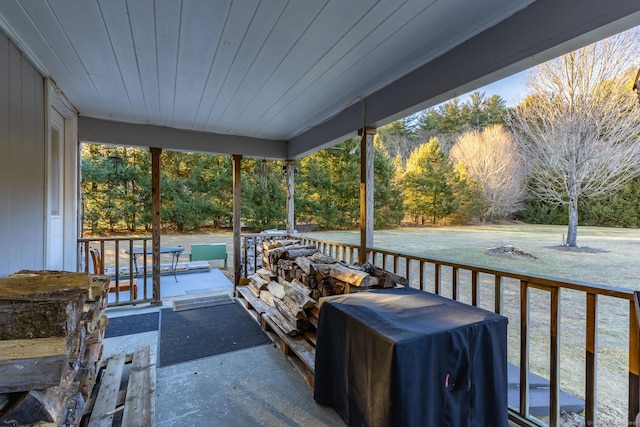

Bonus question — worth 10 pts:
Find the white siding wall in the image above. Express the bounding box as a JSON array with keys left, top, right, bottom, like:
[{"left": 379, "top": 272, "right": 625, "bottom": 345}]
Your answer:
[{"left": 0, "top": 31, "right": 46, "bottom": 277}]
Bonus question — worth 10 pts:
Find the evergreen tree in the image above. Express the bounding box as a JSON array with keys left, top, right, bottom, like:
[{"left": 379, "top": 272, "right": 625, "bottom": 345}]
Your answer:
[{"left": 402, "top": 138, "right": 457, "bottom": 225}]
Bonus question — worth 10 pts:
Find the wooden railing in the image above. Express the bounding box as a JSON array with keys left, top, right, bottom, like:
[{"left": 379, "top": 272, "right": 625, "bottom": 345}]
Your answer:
[
  {"left": 243, "top": 233, "right": 640, "bottom": 427},
  {"left": 77, "top": 237, "right": 156, "bottom": 306}
]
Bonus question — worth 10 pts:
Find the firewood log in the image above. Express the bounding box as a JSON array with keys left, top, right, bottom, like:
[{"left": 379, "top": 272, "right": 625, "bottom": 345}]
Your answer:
[
  {"left": 330, "top": 264, "right": 371, "bottom": 287},
  {"left": 371, "top": 266, "right": 409, "bottom": 287},
  {"left": 283, "top": 248, "right": 320, "bottom": 260},
  {"left": 266, "top": 307, "right": 299, "bottom": 336},
  {"left": 294, "top": 256, "right": 314, "bottom": 275},
  {"left": 259, "top": 290, "right": 276, "bottom": 307},
  {"left": 256, "top": 268, "right": 277, "bottom": 281},
  {"left": 249, "top": 273, "right": 269, "bottom": 291},
  {"left": 309, "top": 252, "right": 338, "bottom": 264},
  {"left": 267, "top": 281, "right": 286, "bottom": 299},
  {"left": 283, "top": 296, "right": 308, "bottom": 319}
]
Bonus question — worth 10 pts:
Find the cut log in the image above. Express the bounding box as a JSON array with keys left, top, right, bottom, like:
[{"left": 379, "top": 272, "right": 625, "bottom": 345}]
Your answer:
[
  {"left": 259, "top": 290, "right": 276, "bottom": 307},
  {"left": 330, "top": 264, "right": 371, "bottom": 287},
  {"left": 249, "top": 273, "right": 269, "bottom": 291},
  {"left": 274, "top": 298, "right": 309, "bottom": 331},
  {"left": 266, "top": 307, "right": 299, "bottom": 336},
  {"left": 267, "top": 281, "right": 286, "bottom": 299},
  {"left": 289, "top": 279, "right": 314, "bottom": 298},
  {"left": 282, "top": 296, "right": 308, "bottom": 320},
  {"left": 313, "top": 264, "right": 334, "bottom": 279},
  {"left": 294, "top": 256, "right": 314, "bottom": 275},
  {"left": 372, "top": 266, "right": 409, "bottom": 287},
  {"left": 283, "top": 248, "right": 320, "bottom": 260},
  {"left": 309, "top": 252, "right": 338, "bottom": 264},
  {"left": 285, "top": 282, "right": 316, "bottom": 310},
  {"left": 255, "top": 268, "right": 277, "bottom": 281}
]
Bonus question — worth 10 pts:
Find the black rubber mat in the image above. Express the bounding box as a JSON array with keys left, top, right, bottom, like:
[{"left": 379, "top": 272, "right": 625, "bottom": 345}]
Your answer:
[
  {"left": 104, "top": 312, "right": 159, "bottom": 338},
  {"left": 158, "top": 302, "right": 271, "bottom": 367}
]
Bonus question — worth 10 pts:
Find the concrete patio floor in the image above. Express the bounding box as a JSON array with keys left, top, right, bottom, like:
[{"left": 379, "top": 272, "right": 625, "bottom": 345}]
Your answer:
[{"left": 102, "top": 268, "right": 345, "bottom": 427}]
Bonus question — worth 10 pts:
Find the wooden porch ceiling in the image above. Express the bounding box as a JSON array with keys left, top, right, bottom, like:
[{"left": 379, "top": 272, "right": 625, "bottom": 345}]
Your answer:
[{"left": 1, "top": 0, "right": 639, "bottom": 159}]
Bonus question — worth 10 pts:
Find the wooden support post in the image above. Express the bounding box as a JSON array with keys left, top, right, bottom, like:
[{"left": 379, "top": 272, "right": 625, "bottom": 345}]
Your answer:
[
  {"left": 285, "top": 159, "right": 295, "bottom": 235},
  {"left": 233, "top": 155, "right": 242, "bottom": 290},
  {"left": 150, "top": 147, "right": 162, "bottom": 305},
  {"left": 358, "top": 127, "right": 375, "bottom": 265}
]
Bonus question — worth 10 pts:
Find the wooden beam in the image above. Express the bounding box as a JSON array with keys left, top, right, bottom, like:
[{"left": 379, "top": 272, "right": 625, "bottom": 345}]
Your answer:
[
  {"left": 150, "top": 147, "right": 161, "bottom": 305},
  {"left": 233, "top": 155, "right": 242, "bottom": 290},
  {"left": 79, "top": 117, "right": 287, "bottom": 159},
  {"left": 285, "top": 160, "right": 295, "bottom": 234},
  {"left": 358, "top": 127, "right": 375, "bottom": 265}
]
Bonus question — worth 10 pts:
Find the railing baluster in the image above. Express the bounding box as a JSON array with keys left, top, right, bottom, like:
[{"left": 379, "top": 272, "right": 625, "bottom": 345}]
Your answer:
[
  {"left": 550, "top": 286, "right": 560, "bottom": 426},
  {"left": 471, "top": 271, "right": 479, "bottom": 306},
  {"left": 393, "top": 255, "right": 399, "bottom": 275},
  {"left": 585, "top": 292, "right": 597, "bottom": 426},
  {"left": 405, "top": 258, "right": 410, "bottom": 287},
  {"left": 419, "top": 260, "right": 425, "bottom": 291},
  {"left": 629, "top": 297, "right": 640, "bottom": 424},
  {"left": 129, "top": 239, "right": 135, "bottom": 302},
  {"left": 114, "top": 240, "right": 120, "bottom": 303},
  {"left": 452, "top": 267, "right": 458, "bottom": 300},
  {"left": 495, "top": 275, "right": 503, "bottom": 315},
  {"left": 434, "top": 263, "right": 441, "bottom": 295},
  {"left": 520, "top": 280, "right": 530, "bottom": 418}
]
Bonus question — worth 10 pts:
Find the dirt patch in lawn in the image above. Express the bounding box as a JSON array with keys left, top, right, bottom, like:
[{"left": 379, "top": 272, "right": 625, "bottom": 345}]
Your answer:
[
  {"left": 548, "top": 245, "right": 609, "bottom": 254},
  {"left": 487, "top": 244, "right": 538, "bottom": 259}
]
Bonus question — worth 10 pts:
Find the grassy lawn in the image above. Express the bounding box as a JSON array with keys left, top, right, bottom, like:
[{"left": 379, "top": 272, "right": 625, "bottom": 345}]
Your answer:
[{"left": 163, "top": 224, "right": 639, "bottom": 424}]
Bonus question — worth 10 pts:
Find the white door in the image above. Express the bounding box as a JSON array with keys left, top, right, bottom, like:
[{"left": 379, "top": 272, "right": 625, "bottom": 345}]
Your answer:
[{"left": 47, "top": 108, "right": 65, "bottom": 269}]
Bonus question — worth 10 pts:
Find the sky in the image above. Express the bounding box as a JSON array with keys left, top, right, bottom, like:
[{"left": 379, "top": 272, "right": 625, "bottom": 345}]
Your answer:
[{"left": 472, "top": 71, "right": 529, "bottom": 107}]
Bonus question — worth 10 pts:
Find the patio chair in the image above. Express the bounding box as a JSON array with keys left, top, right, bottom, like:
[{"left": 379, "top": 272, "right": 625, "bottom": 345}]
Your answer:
[{"left": 89, "top": 248, "right": 138, "bottom": 299}]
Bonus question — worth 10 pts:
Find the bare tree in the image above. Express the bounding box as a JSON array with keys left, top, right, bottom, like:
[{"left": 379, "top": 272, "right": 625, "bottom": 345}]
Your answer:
[
  {"left": 450, "top": 125, "right": 526, "bottom": 221},
  {"left": 508, "top": 30, "right": 640, "bottom": 247}
]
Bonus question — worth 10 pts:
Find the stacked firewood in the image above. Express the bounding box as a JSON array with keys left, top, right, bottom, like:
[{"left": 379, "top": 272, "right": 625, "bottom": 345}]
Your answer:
[
  {"left": 0, "top": 271, "right": 110, "bottom": 426},
  {"left": 246, "top": 238, "right": 407, "bottom": 336}
]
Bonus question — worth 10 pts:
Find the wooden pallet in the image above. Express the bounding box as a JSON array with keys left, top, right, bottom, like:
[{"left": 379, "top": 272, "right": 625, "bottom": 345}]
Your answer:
[
  {"left": 82, "top": 346, "right": 155, "bottom": 427},
  {"left": 236, "top": 286, "right": 316, "bottom": 386}
]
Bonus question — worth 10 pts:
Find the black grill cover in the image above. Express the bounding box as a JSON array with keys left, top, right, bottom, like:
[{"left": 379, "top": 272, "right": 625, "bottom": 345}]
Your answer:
[{"left": 314, "top": 287, "right": 508, "bottom": 427}]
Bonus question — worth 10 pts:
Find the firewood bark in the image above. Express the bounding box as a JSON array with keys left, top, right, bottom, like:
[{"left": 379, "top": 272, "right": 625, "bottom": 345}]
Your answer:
[
  {"left": 309, "top": 252, "right": 338, "bottom": 264},
  {"left": 372, "top": 266, "right": 409, "bottom": 287},
  {"left": 267, "top": 281, "right": 286, "bottom": 299},
  {"left": 259, "top": 290, "right": 276, "bottom": 307},
  {"left": 266, "top": 307, "right": 299, "bottom": 336},
  {"left": 282, "top": 296, "right": 308, "bottom": 319},
  {"left": 255, "top": 268, "right": 277, "bottom": 281},
  {"left": 274, "top": 298, "right": 309, "bottom": 331},
  {"left": 285, "top": 282, "right": 316, "bottom": 310},
  {"left": 294, "top": 256, "right": 314, "bottom": 275},
  {"left": 249, "top": 273, "right": 269, "bottom": 291},
  {"left": 283, "top": 248, "right": 320, "bottom": 260},
  {"left": 330, "top": 264, "right": 371, "bottom": 287}
]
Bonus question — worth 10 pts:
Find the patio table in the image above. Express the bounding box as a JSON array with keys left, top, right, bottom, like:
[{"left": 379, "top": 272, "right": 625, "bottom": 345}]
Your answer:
[{"left": 126, "top": 246, "right": 185, "bottom": 282}]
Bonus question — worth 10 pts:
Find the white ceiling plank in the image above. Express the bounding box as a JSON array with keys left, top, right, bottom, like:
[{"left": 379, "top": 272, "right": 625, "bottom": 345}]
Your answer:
[
  {"left": 126, "top": 0, "right": 161, "bottom": 121},
  {"left": 46, "top": 0, "right": 133, "bottom": 117},
  {"left": 154, "top": 0, "right": 181, "bottom": 124},
  {"left": 211, "top": 0, "right": 328, "bottom": 132},
  {"left": 1, "top": 0, "right": 98, "bottom": 111},
  {"left": 200, "top": 0, "right": 288, "bottom": 130},
  {"left": 191, "top": 0, "right": 261, "bottom": 128},
  {"left": 97, "top": 0, "right": 148, "bottom": 122},
  {"left": 172, "top": 0, "right": 229, "bottom": 127},
  {"left": 246, "top": 0, "right": 431, "bottom": 136}
]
